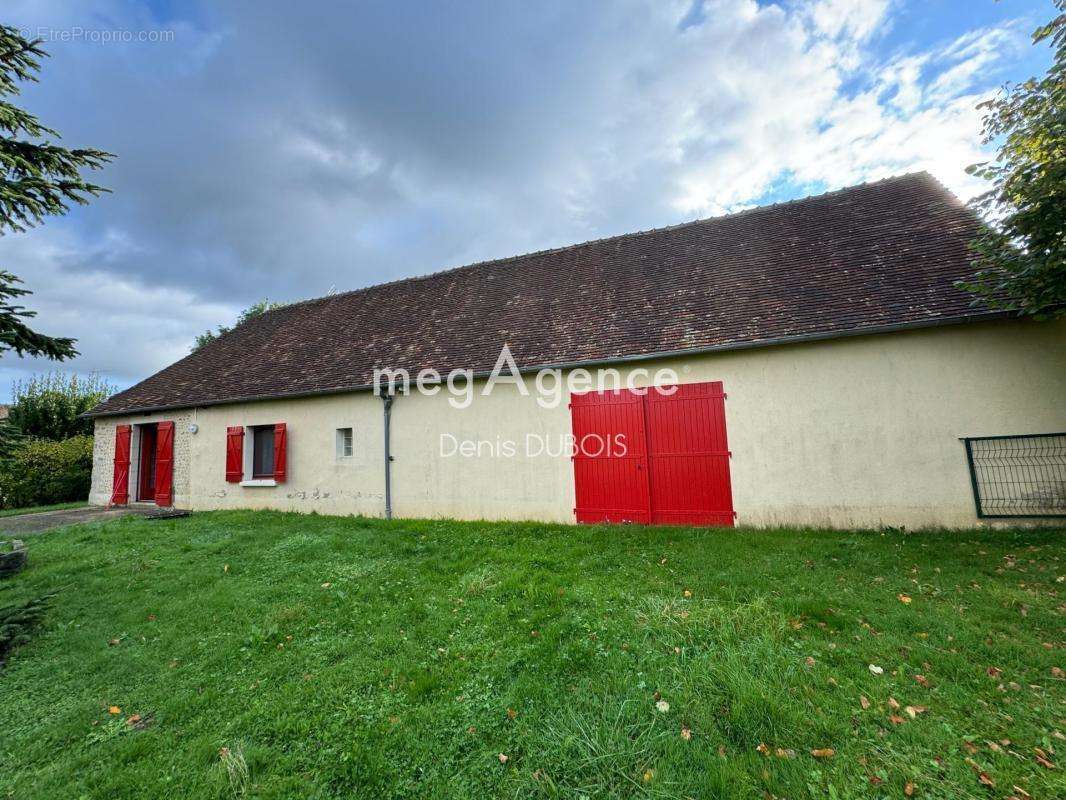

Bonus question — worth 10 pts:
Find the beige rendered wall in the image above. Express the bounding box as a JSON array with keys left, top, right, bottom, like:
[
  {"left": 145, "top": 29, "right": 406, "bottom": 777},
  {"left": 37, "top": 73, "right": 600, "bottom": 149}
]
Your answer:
[{"left": 91, "top": 318, "right": 1066, "bottom": 529}]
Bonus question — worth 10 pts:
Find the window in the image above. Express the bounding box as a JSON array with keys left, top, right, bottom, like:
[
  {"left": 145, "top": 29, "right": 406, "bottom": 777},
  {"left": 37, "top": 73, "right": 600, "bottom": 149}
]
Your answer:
[
  {"left": 251, "top": 425, "right": 275, "bottom": 478},
  {"left": 336, "top": 427, "right": 353, "bottom": 458}
]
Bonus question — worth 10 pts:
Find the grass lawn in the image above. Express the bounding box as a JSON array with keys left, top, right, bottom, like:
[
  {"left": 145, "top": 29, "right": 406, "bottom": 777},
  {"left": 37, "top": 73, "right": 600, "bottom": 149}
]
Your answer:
[
  {"left": 0, "top": 500, "right": 87, "bottom": 518},
  {"left": 0, "top": 512, "right": 1062, "bottom": 799}
]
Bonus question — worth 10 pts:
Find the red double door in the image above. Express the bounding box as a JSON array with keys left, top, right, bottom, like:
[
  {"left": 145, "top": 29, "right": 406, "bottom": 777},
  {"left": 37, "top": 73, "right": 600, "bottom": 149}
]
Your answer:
[
  {"left": 570, "top": 381, "right": 734, "bottom": 527},
  {"left": 110, "top": 421, "right": 174, "bottom": 507}
]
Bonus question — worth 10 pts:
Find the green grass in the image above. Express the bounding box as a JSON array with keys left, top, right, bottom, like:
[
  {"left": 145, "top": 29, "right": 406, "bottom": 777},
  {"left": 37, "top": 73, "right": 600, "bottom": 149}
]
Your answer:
[
  {"left": 0, "top": 512, "right": 1062, "bottom": 799},
  {"left": 0, "top": 500, "right": 87, "bottom": 518}
]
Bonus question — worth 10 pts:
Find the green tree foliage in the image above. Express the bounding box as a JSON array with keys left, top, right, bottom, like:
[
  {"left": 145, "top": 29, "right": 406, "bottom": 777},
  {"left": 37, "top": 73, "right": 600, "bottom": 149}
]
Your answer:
[
  {"left": 0, "top": 593, "right": 56, "bottom": 664},
  {"left": 961, "top": 2, "right": 1066, "bottom": 317},
  {"left": 0, "top": 434, "right": 93, "bottom": 509},
  {"left": 7, "top": 372, "right": 114, "bottom": 441},
  {"left": 0, "top": 25, "right": 112, "bottom": 359},
  {"left": 192, "top": 299, "right": 286, "bottom": 352}
]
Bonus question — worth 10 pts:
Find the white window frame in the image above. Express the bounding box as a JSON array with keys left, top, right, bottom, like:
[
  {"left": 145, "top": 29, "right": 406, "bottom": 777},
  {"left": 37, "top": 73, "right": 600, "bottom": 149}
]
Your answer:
[
  {"left": 336, "top": 427, "right": 354, "bottom": 460},
  {"left": 240, "top": 424, "right": 278, "bottom": 487}
]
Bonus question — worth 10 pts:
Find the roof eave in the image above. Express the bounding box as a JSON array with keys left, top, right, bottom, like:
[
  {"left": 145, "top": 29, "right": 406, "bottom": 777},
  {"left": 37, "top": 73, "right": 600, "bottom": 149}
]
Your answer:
[{"left": 83, "top": 310, "right": 1014, "bottom": 419}]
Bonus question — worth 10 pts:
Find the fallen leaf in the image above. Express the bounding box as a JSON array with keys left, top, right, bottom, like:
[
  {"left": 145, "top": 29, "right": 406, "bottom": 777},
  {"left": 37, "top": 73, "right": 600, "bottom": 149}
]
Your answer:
[
  {"left": 905, "top": 705, "right": 927, "bottom": 718},
  {"left": 963, "top": 741, "right": 978, "bottom": 755},
  {"left": 683, "top": 589, "right": 692, "bottom": 598},
  {"left": 507, "top": 708, "right": 517, "bottom": 720},
  {"left": 805, "top": 656, "right": 816, "bottom": 667},
  {"left": 986, "top": 666, "right": 1002, "bottom": 678},
  {"left": 860, "top": 695, "right": 871, "bottom": 710},
  {"left": 898, "top": 594, "right": 913, "bottom": 604},
  {"left": 889, "top": 714, "right": 906, "bottom": 725},
  {"left": 810, "top": 748, "right": 835, "bottom": 759},
  {"left": 868, "top": 775, "right": 884, "bottom": 786},
  {"left": 1033, "top": 748, "right": 1055, "bottom": 769},
  {"left": 888, "top": 697, "right": 901, "bottom": 710},
  {"left": 1051, "top": 666, "right": 1063, "bottom": 678},
  {"left": 775, "top": 748, "right": 796, "bottom": 759},
  {"left": 642, "top": 769, "right": 654, "bottom": 783},
  {"left": 869, "top": 664, "right": 884, "bottom": 675},
  {"left": 756, "top": 743, "right": 770, "bottom": 755},
  {"left": 905, "top": 780, "right": 915, "bottom": 796},
  {"left": 498, "top": 753, "right": 508, "bottom": 764},
  {"left": 107, "top": 638, "right": 120, "bottom": 647},
  {"left": 223, "top": 564, "right": 229, "bottom": 574},
  {"left": 108, "top": 706, "right": 121, "bottom": 715},
  {"left": 914, "top": 674, "right": 930, "bottom": 687},
  {"left": 321, "top": 582, "right": 331, "bottom": 588},
  {"left": 126, "top": 714, "right": 141, "bottom": 726},
  {"left": 977, "top": 771, "right": 994, "bottom": 788}
]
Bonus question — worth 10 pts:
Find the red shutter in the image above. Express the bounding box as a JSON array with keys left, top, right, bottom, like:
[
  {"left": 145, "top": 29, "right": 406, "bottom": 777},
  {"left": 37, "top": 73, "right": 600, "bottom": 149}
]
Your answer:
[
  {"left": 154, "top": 421, "right": 174, "bottom": 507},
  {"left": 226, "top": 426, "right": 244, "bottom": 482},
  {"left": 110, "top": 425, "right": 132, "bottom": 506},
  {"left": 273, "top": 423, "right": 287, "bottom": 483}
]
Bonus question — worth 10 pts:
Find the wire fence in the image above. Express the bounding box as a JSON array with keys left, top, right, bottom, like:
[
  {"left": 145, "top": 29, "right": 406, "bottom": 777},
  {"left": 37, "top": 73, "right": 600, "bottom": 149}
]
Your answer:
[{"left": 962, "top": 433, "right": 1066, "bottom": 518}]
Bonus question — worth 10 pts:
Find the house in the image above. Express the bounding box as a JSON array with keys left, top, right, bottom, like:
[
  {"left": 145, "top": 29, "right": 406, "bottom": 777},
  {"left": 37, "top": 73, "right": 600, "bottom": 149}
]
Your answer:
[{"left": 86, "top": 173, "right": 1066, "bottom": 529}]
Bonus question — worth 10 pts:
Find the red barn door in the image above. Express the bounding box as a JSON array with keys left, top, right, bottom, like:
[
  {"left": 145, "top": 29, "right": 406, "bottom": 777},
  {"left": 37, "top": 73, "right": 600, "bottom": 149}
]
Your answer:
[
  {"left": 644, "top": 382, "right": 734, "bottom": 526},
  {"left": 570, "top": 382, "right": 734, "bottom": 527},
  {"left": 570, "top": 389, "right": 650, "bottom": 523}
]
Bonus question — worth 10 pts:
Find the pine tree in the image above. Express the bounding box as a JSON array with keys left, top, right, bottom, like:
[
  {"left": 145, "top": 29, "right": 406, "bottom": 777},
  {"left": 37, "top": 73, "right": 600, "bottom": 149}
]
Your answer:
[{"left": 0, "top": 25, "right": 113, "bottom": 358}]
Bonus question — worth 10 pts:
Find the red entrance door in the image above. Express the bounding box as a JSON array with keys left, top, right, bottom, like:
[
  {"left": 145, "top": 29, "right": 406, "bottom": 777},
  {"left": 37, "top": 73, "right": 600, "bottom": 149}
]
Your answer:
[
  {"left": 571, "top": 382, "right": 735, "bottom": 527},
  {"left": 137, "top": 424, "right": 158, "bottom": 502}
]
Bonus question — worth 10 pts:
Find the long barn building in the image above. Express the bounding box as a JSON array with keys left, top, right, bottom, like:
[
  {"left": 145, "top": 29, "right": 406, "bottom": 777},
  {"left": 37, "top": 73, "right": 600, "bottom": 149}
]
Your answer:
[{"left": 86, "top": 174, "right": 1066, "bottom": 529}]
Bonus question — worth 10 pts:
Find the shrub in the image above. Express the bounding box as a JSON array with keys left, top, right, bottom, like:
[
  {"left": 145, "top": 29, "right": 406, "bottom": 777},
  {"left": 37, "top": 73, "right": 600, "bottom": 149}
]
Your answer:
[
  {"left": 7, "top": 372, "right": 113, "bottom": 441},
  {"left": 0, "top": 435, "right": 93, "bottom": 509}
]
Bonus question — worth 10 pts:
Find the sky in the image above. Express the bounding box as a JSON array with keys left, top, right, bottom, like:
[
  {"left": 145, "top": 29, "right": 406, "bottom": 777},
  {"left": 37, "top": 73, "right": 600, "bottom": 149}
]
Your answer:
[{"left": 0, "top": 0, "right": 1056, "bottom": 401}]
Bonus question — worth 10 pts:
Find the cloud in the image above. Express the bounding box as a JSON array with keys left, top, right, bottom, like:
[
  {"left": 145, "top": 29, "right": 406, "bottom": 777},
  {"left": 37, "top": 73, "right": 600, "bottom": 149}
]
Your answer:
[
  {"left": 807, "top": 0, "right": 893, "bottom": 42},
  {"left": 0, "top": 226, "right": 237, "bottom": 390},
  {"left": 0, "top": 0, "right": 1035, "bottom": 398}
]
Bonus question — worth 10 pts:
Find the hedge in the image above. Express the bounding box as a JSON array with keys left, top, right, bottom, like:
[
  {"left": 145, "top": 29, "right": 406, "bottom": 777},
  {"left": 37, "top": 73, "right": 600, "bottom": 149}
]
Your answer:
[{"left": 0, "top": 436, "right": 93, "bottom": 510}]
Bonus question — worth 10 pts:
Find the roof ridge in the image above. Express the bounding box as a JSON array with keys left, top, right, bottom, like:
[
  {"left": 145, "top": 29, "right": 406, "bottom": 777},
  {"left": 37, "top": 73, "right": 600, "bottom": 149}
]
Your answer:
[{"left": 279, "top": 171, "right": 938, "bottom": 313}]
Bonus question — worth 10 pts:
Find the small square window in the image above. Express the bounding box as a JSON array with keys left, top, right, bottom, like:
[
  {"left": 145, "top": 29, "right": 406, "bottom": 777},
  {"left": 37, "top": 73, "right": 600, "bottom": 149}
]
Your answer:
[{"left": 336, "top": 427, "right": 353, "bottom": 458}]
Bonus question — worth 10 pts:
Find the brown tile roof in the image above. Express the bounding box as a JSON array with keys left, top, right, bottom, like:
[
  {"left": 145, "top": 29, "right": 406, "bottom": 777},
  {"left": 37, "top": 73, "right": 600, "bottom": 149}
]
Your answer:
[{"left": 90, "top": 172, "right": 998, "bottom": 417}]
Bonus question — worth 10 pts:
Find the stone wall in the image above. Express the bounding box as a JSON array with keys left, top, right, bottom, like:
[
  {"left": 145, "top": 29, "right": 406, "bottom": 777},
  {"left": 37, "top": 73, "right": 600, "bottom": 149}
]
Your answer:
[{"left": 90, "top": 411, "right": 194, "bottom": 507}]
